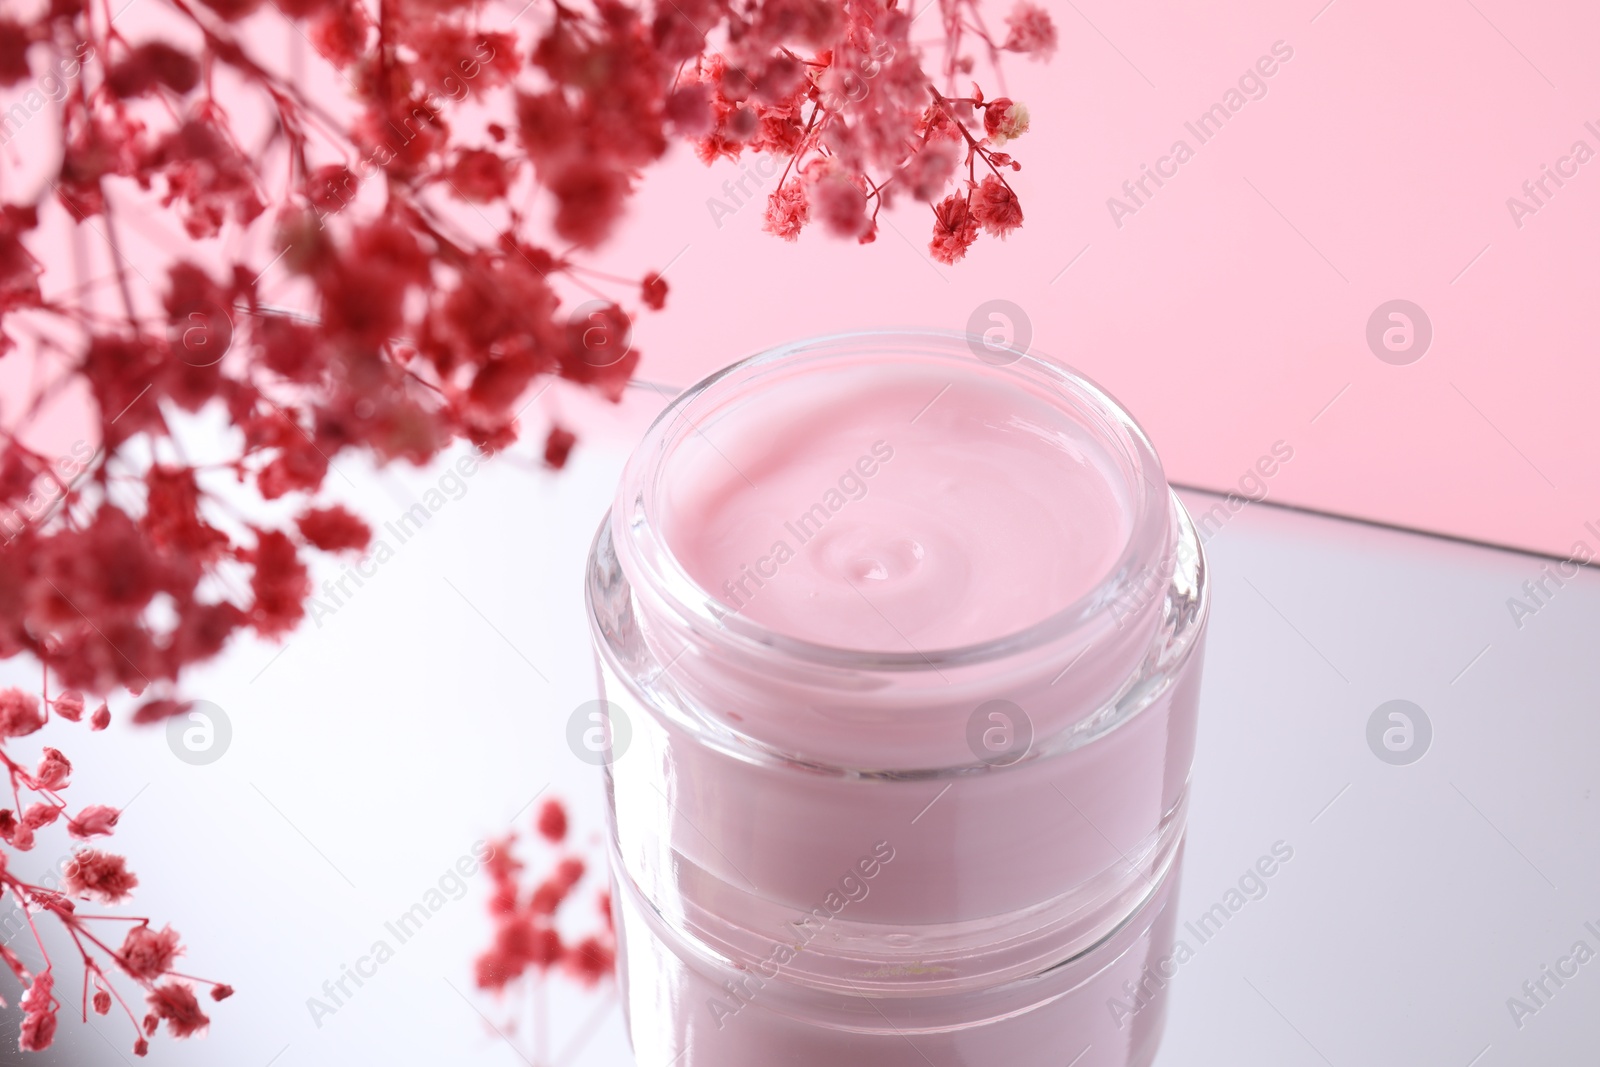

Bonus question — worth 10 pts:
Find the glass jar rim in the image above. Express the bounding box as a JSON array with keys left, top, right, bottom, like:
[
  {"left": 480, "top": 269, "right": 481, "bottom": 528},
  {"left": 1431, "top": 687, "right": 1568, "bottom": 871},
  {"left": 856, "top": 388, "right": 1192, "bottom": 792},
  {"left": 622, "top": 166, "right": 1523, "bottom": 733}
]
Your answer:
[{"left": 611, "top": 328, "right": 1173, "bottom": 672}]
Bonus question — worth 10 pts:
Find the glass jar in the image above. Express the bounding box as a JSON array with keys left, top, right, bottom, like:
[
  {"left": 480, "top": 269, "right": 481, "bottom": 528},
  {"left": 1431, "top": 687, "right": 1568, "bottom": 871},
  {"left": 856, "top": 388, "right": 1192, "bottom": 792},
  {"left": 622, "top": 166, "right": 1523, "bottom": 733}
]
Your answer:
[{"left": 585, "top": 331, "right": 1209, "bottom": 1066}]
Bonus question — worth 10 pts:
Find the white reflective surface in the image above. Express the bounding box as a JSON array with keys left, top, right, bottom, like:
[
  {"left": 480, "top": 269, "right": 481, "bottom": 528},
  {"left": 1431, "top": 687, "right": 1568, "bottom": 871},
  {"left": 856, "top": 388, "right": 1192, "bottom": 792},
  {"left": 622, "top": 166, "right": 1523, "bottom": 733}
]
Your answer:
[{"left": 4, "top": 398, "right": 1595, "bottom": 1066}]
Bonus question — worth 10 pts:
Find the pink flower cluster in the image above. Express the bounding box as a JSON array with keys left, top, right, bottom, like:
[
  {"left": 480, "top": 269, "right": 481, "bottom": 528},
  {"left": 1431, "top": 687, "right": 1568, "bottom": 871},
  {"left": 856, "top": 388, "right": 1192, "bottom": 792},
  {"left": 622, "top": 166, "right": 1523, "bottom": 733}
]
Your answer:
[
  {"left": 0, "top": 684, "right": 230, "bottom": 1055},
  {"left": 680, "top": 1, "right": 1055, "bottom": 261},
  {"left": 475, "top": 799, "right": 615, "bottom": 996},
  {"left": 0, "top": 0, "right": 1053, "bottom": 1050}
]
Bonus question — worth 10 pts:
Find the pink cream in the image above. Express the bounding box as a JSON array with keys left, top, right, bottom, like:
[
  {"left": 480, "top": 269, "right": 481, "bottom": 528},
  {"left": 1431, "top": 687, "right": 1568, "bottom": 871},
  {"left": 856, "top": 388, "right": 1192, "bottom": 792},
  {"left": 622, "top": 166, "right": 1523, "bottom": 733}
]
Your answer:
[
  {"left": 662, "top": 364, "right": 1132, "bottom": 651},
  {"left": 588, "top": 333, "right": 1209, "bottom": 1066}
]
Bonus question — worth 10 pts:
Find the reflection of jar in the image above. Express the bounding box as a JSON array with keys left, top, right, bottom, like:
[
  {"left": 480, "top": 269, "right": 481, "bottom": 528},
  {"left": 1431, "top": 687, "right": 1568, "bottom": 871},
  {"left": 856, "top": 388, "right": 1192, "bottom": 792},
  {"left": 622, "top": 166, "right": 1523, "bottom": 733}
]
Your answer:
[{"left": 586, "top": 332, "right": 1209, "bottom": 1065}]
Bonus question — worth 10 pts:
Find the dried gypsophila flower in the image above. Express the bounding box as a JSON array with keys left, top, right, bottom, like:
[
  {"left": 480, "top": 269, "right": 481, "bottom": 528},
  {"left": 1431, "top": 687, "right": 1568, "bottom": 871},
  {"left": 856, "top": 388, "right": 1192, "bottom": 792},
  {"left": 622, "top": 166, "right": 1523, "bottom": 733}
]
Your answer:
[{"left": 0, "top": 0, "right": 1052, "bottom": 1054}]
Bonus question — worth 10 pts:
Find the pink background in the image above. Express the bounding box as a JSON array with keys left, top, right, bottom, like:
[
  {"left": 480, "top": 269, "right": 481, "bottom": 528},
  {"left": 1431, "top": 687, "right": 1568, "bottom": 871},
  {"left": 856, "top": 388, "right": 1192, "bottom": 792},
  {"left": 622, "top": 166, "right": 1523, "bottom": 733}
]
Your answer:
[
  {"left": 597, "top": 0, "right": 1598, "bottom": 560},
  {"left": 6, "top": 0, "right": 1594, "bottom": 559}
]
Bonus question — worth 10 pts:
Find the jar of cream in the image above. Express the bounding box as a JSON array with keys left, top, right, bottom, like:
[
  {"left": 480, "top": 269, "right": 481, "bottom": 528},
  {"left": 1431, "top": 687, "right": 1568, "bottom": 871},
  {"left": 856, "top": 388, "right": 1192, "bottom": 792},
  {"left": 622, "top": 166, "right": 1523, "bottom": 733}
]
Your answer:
[{"left": 586, "top": 330, "right": 1209, "bottom": 1065}]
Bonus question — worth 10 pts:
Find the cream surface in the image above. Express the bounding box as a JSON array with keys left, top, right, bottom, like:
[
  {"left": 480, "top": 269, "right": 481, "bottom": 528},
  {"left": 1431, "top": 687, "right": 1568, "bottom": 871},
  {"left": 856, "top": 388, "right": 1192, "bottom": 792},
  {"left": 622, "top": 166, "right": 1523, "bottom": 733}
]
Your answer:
[{"left": 663, "top": 363, "right": 1133, "bottom": 650}]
